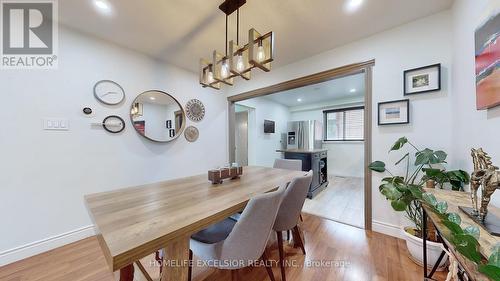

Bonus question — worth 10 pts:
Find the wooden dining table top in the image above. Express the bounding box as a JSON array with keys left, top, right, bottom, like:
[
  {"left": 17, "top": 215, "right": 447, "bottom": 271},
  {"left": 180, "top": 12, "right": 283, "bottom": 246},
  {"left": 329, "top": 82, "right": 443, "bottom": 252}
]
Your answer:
[{"left": 84, "top": 166, "right": 305, "bottom": 272}]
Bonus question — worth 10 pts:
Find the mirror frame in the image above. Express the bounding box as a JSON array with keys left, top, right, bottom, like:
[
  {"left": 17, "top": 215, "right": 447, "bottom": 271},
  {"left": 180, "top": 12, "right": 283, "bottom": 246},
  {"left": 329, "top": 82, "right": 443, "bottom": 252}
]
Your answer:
[{"left": 130, "top": 90, "right": 186, "bottom": 143}]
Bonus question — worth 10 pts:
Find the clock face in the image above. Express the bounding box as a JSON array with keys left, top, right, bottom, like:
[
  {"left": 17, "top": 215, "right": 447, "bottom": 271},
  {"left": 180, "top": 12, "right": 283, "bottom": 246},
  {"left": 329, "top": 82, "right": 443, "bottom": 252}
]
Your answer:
[{"left": 93, "top": 80, "right": 125, "bottom": 105}]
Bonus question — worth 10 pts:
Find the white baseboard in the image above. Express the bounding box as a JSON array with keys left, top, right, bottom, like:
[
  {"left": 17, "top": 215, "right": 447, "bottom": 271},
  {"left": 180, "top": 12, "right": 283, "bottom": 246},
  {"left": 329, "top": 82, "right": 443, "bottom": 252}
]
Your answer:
[
  {"left": 372, "top": 220, "right": 403, "bottom": 239},
  {"left": 0, "top": 225, "right": 95, "bottom": 266}
]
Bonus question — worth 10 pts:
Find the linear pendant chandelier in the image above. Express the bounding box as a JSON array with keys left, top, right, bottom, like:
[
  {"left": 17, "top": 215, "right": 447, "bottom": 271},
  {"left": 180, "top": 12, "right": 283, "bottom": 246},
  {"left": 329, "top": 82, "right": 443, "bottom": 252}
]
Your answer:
[{"left": 199, "top": 0, "right": 274, "bottom": 90}]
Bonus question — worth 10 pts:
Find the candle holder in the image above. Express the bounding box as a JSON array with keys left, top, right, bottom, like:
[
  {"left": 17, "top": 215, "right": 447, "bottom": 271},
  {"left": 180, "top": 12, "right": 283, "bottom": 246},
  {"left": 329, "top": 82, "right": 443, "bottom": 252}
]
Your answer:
[{"left": 208, "top": 167, "right": 243, "bottom": 184}]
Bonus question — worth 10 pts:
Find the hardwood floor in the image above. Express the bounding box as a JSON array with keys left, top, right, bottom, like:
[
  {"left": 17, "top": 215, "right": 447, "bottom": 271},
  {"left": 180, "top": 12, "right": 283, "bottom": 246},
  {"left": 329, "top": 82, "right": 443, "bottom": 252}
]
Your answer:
[
  {"left": 0, "top": 214, "right": 446, "bottom": 281},
  {"left": 303, "top": 176, "right": 364, "bottom": 228}
]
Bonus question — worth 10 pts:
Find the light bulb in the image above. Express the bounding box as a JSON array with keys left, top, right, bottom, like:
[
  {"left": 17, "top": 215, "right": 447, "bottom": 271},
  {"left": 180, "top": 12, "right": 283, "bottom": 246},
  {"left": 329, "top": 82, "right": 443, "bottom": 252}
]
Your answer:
[
  {"left": 221, "top": 60, "right": 229, "bottom": 79},
  {"left": 236, "top": 54, "right": 245, "bottom": 72},
  {"left": 207, "top": 71, "right": 214, "bottom": 84},
  {"left": 256, "top": 45, "right": 266, "bottom": 62}
]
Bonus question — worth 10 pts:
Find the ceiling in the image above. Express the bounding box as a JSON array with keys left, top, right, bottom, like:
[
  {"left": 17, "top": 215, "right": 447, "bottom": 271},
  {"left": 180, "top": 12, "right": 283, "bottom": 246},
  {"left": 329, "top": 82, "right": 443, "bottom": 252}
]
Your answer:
[
  {"left": 59, "top": 0, "right": 454, "bottom": 72},
  {"left": 263, "top": 72, "right": 365, "bottom": 107}
]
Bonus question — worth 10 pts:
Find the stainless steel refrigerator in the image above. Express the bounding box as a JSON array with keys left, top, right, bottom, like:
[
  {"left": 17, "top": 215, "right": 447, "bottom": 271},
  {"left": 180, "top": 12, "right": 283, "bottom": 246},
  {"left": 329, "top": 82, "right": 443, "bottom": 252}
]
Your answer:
[{"left": 286, "top": 120, "right": 323, "bottom": 150}]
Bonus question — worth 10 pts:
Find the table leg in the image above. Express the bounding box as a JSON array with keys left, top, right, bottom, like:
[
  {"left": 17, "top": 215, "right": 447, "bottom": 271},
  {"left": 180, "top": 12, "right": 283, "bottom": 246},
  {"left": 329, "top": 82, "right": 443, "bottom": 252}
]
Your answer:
[
  {"left": 119, "top": 264, "right": 134, "bottom": 281},
  {"left": 161, "top": 236, "right": 191, "bottom": 281},
  {"left": 422, "top": 208, "right": 428, "bottom": 279}
]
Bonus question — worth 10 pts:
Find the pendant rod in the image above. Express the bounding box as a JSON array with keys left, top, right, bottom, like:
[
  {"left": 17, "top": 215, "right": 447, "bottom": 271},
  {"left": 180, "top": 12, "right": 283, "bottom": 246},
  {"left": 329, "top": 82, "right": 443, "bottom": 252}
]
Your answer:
[
  {"left": 225, "top": 14, "right": 228, "bottom": 56},
  {"left": 237, "top": 8, "right": 240, "bottom": 46}
]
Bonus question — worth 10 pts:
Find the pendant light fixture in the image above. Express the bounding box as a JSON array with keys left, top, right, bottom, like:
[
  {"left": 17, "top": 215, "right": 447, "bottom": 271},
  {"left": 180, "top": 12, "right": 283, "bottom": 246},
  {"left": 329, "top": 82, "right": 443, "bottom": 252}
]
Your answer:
[{"left": 199, "top": 0, "right": 274, "bottom": 90}]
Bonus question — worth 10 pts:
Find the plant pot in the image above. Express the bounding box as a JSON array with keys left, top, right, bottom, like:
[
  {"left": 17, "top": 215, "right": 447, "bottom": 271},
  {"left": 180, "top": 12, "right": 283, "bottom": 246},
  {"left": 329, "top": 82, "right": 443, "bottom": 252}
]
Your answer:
[{"left": 402, "top": 226, "right": 448, "bottom": 270}]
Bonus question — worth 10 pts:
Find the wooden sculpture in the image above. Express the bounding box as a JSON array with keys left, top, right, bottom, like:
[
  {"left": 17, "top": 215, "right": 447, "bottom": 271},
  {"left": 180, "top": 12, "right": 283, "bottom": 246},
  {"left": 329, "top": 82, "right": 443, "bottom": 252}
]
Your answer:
[{"left": 470, "top": 148, "right": 500, "bottom": 220}]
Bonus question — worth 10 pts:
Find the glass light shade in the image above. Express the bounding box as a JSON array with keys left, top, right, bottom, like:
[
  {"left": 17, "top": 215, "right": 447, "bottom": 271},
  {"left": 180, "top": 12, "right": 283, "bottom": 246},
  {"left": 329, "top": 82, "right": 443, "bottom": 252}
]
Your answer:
[
  {"left": 248, "top": 28, "right": 274, "bottom": 72},
  {"left": 212, "top": 51, "right": 234, "bottom": 86},
  {"left": 228, "top": 40, "right": 251, "bottom": 80},
  {"left": 199, "top": 58, "right": 221, "bottom": 90}
]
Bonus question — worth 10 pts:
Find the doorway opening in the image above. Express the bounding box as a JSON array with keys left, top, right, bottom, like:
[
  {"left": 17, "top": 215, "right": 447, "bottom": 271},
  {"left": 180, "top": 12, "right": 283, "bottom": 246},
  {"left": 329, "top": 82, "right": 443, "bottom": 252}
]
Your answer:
[{"left": 228, "top": 60, "right": 374, "bottom": 230}]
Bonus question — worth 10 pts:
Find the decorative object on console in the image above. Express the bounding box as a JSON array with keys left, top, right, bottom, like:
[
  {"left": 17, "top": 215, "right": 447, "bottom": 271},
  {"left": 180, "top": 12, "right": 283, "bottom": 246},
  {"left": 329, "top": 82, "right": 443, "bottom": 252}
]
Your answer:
[
  {"left": 459, "top": 148, "right": 500, "bottom": 236},
  {"left": 378, "top": 99, "right": 410, "bottom": 125},
  {"left": 208, "top": 166, "right": 243, "bottom": 184},
  {"left": 184, "top": 126, "right": 199, "bottom": 142},
  {"left": 130, "top": 90, "right": 186, "bottom": 143},
  {"left": 475, "top": 1, "right": 500, "bottom": 110},
  {"left": 101, "top": 115, "right": 125, "bottom": 134},
  {"left": 93, "top": 80, "right": 125, "bottom": 105},
  {"left": 403, "top": 64, "right": 441, "bottom": 95},
  {"left": 185, "top": 99, "right": 206, "bottom": 122},
  {"left": 199, "top": 0, "right": 274, "bottom": 90}
]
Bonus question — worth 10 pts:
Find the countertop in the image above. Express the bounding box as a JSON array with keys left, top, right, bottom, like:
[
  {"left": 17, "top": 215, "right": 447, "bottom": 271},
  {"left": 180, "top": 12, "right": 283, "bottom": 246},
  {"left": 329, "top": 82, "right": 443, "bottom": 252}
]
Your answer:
[{"left": 276, "top": 149, "right": 328, "bottom": 154}]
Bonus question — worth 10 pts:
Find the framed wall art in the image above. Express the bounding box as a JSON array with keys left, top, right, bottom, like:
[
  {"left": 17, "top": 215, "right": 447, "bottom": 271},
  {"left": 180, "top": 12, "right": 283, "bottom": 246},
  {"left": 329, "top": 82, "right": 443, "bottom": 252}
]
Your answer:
[
  {"left": 378, "top": 99, "right": 410, "bottom": 125},
  {"left": 404, "top": 64, "right": 441, "bottom": 95},
  {"left": 475, "top": 1, "right": 500, "bottom": 110}
]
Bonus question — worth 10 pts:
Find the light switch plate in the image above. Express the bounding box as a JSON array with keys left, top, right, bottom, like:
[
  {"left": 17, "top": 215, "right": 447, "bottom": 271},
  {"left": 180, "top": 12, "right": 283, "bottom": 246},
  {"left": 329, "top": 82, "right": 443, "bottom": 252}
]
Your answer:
[{"left": 43, "top": 118, "right": 69, "bottom": 131}]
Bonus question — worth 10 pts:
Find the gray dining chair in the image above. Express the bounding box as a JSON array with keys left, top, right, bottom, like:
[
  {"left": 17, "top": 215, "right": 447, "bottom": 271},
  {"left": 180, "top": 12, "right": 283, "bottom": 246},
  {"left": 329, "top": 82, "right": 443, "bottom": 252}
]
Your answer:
[
  {"left": 189, "top": 184, "right": 287, "bottom": 281},
  {"left": 273, "top": 170, "right": 313, "bottom": 281},
  {"left": 274, "top": 158, "right": 305, "bottom": 228},
  {"left": 273, "top": 158, "right": 302, "bottom": 171}
]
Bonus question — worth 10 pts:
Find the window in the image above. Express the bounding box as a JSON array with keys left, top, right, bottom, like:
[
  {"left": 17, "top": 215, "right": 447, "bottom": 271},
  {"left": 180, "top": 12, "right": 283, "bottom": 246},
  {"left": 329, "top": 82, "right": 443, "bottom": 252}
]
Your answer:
[{"left": 323, "top": 106, "right": 364, "bottom": 141}]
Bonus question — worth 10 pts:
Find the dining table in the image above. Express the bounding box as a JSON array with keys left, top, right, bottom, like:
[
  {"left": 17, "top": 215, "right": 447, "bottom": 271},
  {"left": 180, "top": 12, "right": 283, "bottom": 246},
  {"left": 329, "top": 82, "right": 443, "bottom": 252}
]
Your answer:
[{"left": 84, "top": 166, "right": 305, "bottom": 281}]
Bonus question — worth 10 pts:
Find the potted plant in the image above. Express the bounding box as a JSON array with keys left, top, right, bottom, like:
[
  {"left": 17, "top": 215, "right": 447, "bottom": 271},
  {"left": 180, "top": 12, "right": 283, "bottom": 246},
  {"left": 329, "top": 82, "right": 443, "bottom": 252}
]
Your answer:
[{"left": 369, "top": 137, "right": 470, "bottom": 268}]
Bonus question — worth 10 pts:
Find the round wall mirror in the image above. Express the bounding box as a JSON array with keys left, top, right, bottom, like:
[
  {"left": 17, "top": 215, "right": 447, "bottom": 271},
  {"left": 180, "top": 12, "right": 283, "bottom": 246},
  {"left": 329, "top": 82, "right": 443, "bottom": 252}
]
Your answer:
[{"left": 130, "top": 90, "right": 186, "bottom": 142}]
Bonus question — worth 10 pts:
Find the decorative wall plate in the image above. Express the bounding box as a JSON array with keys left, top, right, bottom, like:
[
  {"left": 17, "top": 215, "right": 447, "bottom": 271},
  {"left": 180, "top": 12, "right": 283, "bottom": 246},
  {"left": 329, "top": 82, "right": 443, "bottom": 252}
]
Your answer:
[
  {"left": 184, "top": 126, "right": 199, "bottom": 142},
  {"left": 93, "top": 80, "right": 125, "bottom": 105},
  {"left": 185, "top": 99, "right": 205, "bottom": 122}
]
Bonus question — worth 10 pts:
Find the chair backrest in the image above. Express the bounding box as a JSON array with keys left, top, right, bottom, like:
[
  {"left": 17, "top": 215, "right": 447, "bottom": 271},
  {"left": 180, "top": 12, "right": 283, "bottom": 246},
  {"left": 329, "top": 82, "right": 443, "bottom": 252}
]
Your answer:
[
  {"left": 273, "top": 170, "right": 313, "bottom": 232},
  {"left": 220, "top": 184, "right": 286, "bottom": 264},
  {"left": 273, "top": 158, "right": 302, "bottom": 171}
]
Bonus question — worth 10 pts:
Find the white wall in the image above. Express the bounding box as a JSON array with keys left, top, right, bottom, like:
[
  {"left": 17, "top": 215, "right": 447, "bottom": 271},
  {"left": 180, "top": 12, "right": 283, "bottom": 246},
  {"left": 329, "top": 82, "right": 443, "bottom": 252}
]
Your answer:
[
  {"left": 0, "top": 27, "right": 228, "bottom": 265},
  {"left": 290, "top": 99, "right": 365, "bottom": 178},
  {"left": 236, "top": 97, "right": 290, "bottom": 167},
  {"left": 451, "top": 0, "right": 500, "bottom": 206},
  {"left": 227, "top": 11, "right": 454, "bottom": 237}
]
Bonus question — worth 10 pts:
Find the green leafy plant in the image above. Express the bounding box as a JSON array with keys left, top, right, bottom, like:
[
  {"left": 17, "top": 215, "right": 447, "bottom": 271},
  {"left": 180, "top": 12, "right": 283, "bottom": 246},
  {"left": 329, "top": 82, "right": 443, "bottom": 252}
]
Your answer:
[
  {"left": 369, "top": 137, "right": 500, "bottom": 280},
  {"left": 369, "top": 137, "right": 470, "bottom": 236}
]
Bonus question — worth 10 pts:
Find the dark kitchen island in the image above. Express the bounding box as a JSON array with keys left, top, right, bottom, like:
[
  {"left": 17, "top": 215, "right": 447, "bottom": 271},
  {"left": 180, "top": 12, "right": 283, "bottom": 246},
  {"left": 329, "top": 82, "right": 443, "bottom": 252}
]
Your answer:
[{"left": 276, "top": 149, "right": 329, "bottom": 198}]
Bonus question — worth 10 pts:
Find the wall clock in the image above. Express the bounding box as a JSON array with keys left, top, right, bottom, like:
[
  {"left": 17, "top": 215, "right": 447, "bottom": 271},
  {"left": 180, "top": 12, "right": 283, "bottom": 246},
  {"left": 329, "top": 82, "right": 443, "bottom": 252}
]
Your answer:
[
  {"left": 93, "top": 80, "right": 125, "bottom": 105},
  {"left": 102, "top": 115, "right": 125, "bottom": 133},
  {"left": 184, "top": 126, "right": 199, "bottom": 142},
  {"left": 185, "top": 99, "right": 205, "bottom": 122}
]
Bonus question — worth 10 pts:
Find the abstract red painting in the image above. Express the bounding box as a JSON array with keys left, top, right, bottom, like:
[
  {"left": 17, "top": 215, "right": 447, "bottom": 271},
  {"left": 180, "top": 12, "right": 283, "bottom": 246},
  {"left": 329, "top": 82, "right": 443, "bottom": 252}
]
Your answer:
[{"left": 475, "top": 2, "right": 500, "bottom": 110}]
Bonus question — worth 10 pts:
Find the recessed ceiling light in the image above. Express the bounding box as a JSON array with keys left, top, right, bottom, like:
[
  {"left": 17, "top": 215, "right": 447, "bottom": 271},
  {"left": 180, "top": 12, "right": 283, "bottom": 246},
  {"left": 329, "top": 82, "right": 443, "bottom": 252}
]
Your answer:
[
  {"left": 350, "top": 88, "right": 357, "bottom": 93},
  {"left": 149, "top": 96, "right": 156, "bottom": 101},
  {"left": 344, "top": 0, "right": 363, "bottom": 13},
  {"left": 93, "top": 0, "right": 113, "bottom": 15},
  {"left": 297, "top": 98, "right": 302, "bottom": 102}
]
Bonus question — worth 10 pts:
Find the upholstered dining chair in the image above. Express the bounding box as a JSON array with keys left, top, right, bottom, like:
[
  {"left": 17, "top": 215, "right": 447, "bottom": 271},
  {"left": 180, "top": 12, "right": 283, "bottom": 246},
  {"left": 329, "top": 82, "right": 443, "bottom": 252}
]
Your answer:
[
  {"left": 189, "top": 184, "right": 287, "bottom": 281},
  {"left": 273, "top": 170, "right": 313, "bottom": 281},
  {"left": 273, "top": 158, "right": 305, "bottom": 229},
  {"left": 273, "top": 158, "right": 302, "bottom": 171}
]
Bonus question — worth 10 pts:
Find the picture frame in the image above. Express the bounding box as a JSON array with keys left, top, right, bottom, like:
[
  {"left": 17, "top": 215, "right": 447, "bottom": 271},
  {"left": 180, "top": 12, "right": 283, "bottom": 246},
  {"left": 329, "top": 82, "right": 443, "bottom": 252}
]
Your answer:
[
  {"left": 169, "top": 129, "right": 175, "bottom": 138},
  {"left": 378, "top": 99, "right": 410, "bottom": 125},
  {"left": 166, "top": 120, "right": 172, "bottom": 129},
  {"left": 475, "top": 1, "right": 500, "bottom": 110},
  {"left": 403, "top": 63, "right": 441, "bottom": 95}
]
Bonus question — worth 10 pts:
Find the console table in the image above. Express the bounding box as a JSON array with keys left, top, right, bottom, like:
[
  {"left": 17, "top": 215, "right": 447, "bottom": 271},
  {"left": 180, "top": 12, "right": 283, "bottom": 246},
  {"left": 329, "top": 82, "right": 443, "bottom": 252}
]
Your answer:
[{"left": 422, "top": 189, "right": 500, "bottom": 281}]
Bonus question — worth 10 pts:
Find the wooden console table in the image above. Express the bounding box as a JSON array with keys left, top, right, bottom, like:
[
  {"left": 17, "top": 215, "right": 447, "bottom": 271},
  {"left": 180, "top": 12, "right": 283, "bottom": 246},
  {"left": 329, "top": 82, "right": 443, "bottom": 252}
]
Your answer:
[{"left": 422, "top": 189, "right": 500, "bottom": 281}]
